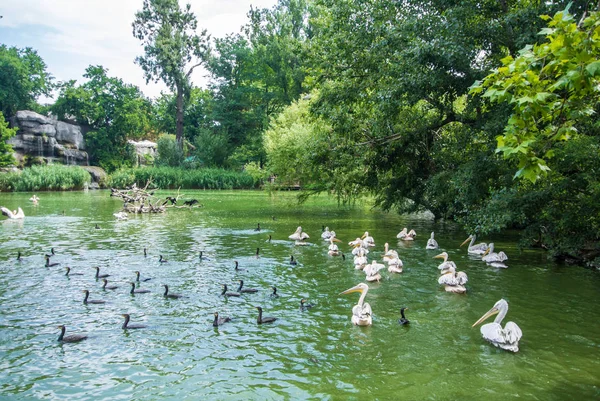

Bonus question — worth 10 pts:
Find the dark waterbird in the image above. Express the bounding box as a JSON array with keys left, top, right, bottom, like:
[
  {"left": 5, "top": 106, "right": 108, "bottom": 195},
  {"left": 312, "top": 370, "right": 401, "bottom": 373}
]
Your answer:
[
  {"left": 129, "top": 282, "right": 151, "bottom": 294},
  {"left": 221, "top": 284, "right": 241, "bottom": 297},
  {"left": 270, "top": 286, "right": 279, "bottom": 298},
  {"left": 163, "top": 196, "right": 177, "bottom": 206},
  {"left": 135, "top": 271, "right": 152, "bottom": 282},
  {"left": 45, "top": 256, "right": 60, "bottom": 267},
  {"left": 102, "top": 279, "right": 119, "bottom": 290},
  {"left": 237, "top": 280, "right": 258, "bottom": 293},
  {"left": 82, "top": 290, "right": 105, "bottom": 305},
  {"left": 300, "top": 299, "right": 314, "bottom": 311},
  {"left": 159, "top": 255, "right": 168, "bottom": 263},
  {"left": 163, "top": 284, "right": 183, "bottom": 299},
  {"left": 289, "top": 255, "right": 297, "bottom": 266},
  {"left": 93, "top": 267, "right": 109, "bottom": 279},
  {"left": 255, "top": 247, "right": 260, "bottom": 258},
  {"left": 17, "top": 251, "right": 22, "bottom": 261},
  {"left": 121, "top": 314, "right": 147, "bottom": 330},
  {"left": 45, "top": 247, "right": 56, "bottom": 258},
  {"left": 199, "top": 251, "right": 210, "bottom": 261},
  {"left": 65, "top": 267, "right": 83, "bottom": 276},
  {"left": 255, "top": 306, "right": 277, "bottom": 324},
  {"left": 57, "top": 325, "right": 87, "bottom": 343},
  {"left": 95, "top": 223, "right": 100, "bottom": 229},
  {"left": 254, "top": 223, "right": 261, "bottom": 231},
  {"left": 143, "top": 248, "right": 147, "bottom": 257},
  {"left": 234, "top": 260, "right": 245, "bottom": 272},
  {"left": 398, "top": 307, "right": 410, "bottom": 325},
  {"left": 341, "top": 253, "right": 346, "bottom": 261},
  {"left": 213, "top": 312, "right": 231, "bottom": 327},
  {"left": 183, "top": 199, "right": 199, "bottom": 206},
  {"left": 266, "top": 235, "right": 272, "bottom": 243}
]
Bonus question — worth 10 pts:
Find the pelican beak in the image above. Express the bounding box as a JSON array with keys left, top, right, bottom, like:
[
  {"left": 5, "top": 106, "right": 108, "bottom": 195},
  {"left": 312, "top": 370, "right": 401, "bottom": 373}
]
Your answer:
[
  {"left": 460, "top": 237, "right": 471, "bottom": 247},
  {"left": 472, "top": 307, "right": 499, "bottom": 327},
  {"left": 433, "top": 253, "right": 445, "bottom": 259},
  {"left": 340, "top": 284, "right": 364, "bottom": 295},
  {"left": 482, "top": 248, "right": 491, "bottom": 256},
  {"left": 332, "top": 238, "right": 342, "bottom": 243},
  {"left": 361, "top": 234, "right": 366, "bottom": 239}
]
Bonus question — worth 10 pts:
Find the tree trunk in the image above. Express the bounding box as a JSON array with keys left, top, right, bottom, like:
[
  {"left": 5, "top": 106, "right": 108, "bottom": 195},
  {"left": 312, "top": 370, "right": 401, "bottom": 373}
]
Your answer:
[{"left": 175, "top": 83, "right": 185, "bottom": 151}]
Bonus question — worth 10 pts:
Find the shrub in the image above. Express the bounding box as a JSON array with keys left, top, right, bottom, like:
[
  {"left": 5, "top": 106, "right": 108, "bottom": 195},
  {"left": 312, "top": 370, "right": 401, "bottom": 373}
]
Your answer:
[
  {"left": 0, "top": 165, "right": 90, "bottom": 191},
  {"left": 107, "top": 167, "right": 256, "bottom": 189}
]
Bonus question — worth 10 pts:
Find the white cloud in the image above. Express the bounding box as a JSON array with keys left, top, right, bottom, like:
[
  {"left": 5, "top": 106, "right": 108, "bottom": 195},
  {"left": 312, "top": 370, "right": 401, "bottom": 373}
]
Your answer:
[{"left": 0, "top": 0, "right": 277, "bottom": 99}]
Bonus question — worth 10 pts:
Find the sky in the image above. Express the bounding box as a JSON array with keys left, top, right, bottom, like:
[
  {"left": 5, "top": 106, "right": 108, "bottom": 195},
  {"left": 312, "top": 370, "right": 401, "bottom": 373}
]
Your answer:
[{"left": 0, "top": 0, "right": 278, "bottom": 100}]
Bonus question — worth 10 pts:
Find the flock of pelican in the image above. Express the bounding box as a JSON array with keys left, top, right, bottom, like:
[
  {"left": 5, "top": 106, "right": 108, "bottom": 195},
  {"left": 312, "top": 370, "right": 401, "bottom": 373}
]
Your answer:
[{"left": 293, "top": 225, "right": 521, "bottom": 353}]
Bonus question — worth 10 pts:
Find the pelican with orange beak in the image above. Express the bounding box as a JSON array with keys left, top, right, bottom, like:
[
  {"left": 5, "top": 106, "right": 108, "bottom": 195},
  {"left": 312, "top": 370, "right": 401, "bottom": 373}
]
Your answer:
[
  {"left": 472, "top": 299, "right": 522, "bottom": 352},
  {"left": 340, "top": 283, "right": 372, "bottom": 326}
]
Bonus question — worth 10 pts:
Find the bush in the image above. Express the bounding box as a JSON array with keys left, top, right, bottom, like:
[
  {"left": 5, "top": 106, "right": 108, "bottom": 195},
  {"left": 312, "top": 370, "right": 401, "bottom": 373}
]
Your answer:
[
  {"left": 0, "top": 165, "right": 90, "bottom": 191},
  {"left": 156, "top": 134, "right": 184, "bottom": 167},
  {"left": 107, "top": 167, "right": 256, "bottom": 189}
]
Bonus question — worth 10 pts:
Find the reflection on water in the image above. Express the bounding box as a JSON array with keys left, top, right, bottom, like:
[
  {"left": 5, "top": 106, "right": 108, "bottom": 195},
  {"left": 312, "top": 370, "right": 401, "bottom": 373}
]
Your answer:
[{"left": 0, "top": 190, "right": 599, "bottom": 400}]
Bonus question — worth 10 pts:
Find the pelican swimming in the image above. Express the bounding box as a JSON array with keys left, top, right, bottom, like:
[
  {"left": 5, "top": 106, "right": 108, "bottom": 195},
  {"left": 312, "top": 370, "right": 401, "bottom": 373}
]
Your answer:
[
  {"left": 113, "top": 211, "right": 128, "bottom": 220},
  {"left": 396, "top": 228, "right": 408, "bottom": 239},
  {"left": 382, "top": 243, "right": 398, "bottom": 262},
  {"left": 351, "top": 243, "right": 369, "bottom": 257},
  {"left": 349, "top": 238, "right": 367, "bottom": 252},
  {"left": 426, "top": 232, "right": 439, "bottom": 249},
  {"left": 437, "top": 264, "right": 468, "bottom": 293},
  {"left": 353, "top": 254, "right": 368, "bottom": 270},
  {"left": 482, "top": 243, "right": 508, "bottom": 268},
  {"left": 403, "top": 229, "right": 417, "bottom": 241},
  {"left": 472, "top": 299, "right": 522, "bottom": 352},
  {"left": 328, "top": 237, "right": 342, "bottom": 256},
  {"left": 340, "top": 283, "right": 372, "bottom": 326},
  {"left": 321, "top": 227, "right": 333, "bottom": 240},
  {"left": 386, "top": 254, "right": 403, "bottom": 274},
  {"left": 364, "top": 261, "right": 386, "bottom": 282},
  {"left": 289, "top": 226, "right": 309, "bottom": 241},
  {"left": 29, "top": 195, "right": 39, "bottom": 205},
  {"left": 1, "top": 206, "right": 25, "bottom": 219},
  {"left": 433, "top": 252, "right": 457, "bottom": 271},
  {"left": 361, "top": 231, "right": 375, "bottom": 247},
  {"left": 461, "top": 235, "right": 489, "bottom": 255}
]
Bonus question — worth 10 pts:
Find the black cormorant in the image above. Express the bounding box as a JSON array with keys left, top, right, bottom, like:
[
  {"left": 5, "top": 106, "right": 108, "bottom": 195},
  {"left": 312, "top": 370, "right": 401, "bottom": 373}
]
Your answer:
[
  {"left": 300, "top": 299, "right": 314, "bottom": 311},
  {"left": 221, "top": 284, "right": 241, "bottom": 297},
  {"left": 57, "top": 325, "right": 87, "bottom": 343},
  {"left": 270, "top": 286, "right": 279, "bottom": 298},
  {"left": 102, "top": 279, "right": 118, "bottom": 290},
  {"left": 213, "top": 312, "right": 231, "bottom": 327},
  {"left": 129, "top": 282, "right": 151, "bottom": 294},
  {"left": 254, "top": 223, "right": 261, "bottom": 231},
  {"left": 163, "top": 284, "right": 183, "bottom": 299},
  {"left": 237, "top": 280, "right": 258, "bottom": 293},
  {"left": 290, "top": 255, "right": 297, "bottom": 266},
  {"left": 82, "top": 290, "right": 105, "bottom": 304},
  {"left": 121, "top": 314, "right": 147, "bottom": 329},
  {"left": 135, "top": 271, "right": 152, "bottom": 282},
  {"left": 256, "top": 306, "right": 277, "bottom": 324},
  {"left": 234, "top": 261, "right": 245, "bottom": 272},
  {"left": 159, "top": 255, "right": 168, "bottom": 263},
  {"left": 45, "top": 256, "right": 60, "bottom": 267},
  {"left": 93, "top": 267, "right": 110, "bottom": 279},
  {"left": 398, "top": 307, "right": 410, "bottom": 325},
  {"left": 65, "top": 267, "right": 83, "bottom": 276}
]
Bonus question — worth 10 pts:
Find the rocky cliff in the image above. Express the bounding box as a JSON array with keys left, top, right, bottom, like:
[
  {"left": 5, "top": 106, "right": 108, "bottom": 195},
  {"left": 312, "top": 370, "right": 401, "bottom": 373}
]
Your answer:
[{"left": 8, "top": 111, "right": 89, "bottom": 166}]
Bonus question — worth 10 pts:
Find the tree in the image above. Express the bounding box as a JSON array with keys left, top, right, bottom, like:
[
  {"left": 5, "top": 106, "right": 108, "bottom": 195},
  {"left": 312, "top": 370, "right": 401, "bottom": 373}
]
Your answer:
[
  {"left": 470, "top": 8, "right": 600, "bottom": 182},
  {"left": 51, "top": 65, "right": 153, "bottom": 171},
  {"left": 132, "top": 0, "right": 210, "bottom": 149},
  {"left": 0, "top": 45, "right": 53, "bottom": 117},
  {"left": 0, "top": 112, "right": 16, "bottom": 166}
]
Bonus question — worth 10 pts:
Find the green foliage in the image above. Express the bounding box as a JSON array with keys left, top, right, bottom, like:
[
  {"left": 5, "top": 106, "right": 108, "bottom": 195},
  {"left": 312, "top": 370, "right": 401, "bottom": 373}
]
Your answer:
[
  {"left": 107, "top": 167, "right": 256, "bottom": 189},
  {"left": 132, "top": 0, "right": 210, "bottom": 146},
  {"left": 155, "top": 134, "right": 184, "bottom": 167},
  {"left": 0, "top": 45, "right": 53, "bottom": 117},
  {"left": 193, "top": 129, "right": 229, "bottom": 167},
  {"left": 243, "top": 161, "right": 270, "bottom": 186},
  {"left": 51, "top": 65, "right": 152, "bottom": 172},
  {"left": 470, "top": 8, "right": 600, "bottom": 182},
  {"left": 0, "top": 165, "right": 90, "bottom": 191},
  {"left": 0, "top": 112, "right": 16, "bottom": 167}
]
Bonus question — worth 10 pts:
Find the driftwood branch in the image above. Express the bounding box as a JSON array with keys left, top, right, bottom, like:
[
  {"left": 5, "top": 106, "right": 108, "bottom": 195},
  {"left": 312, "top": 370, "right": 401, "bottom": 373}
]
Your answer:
[{"left": 110, "top": 181, "right": 203, "bottom": 214}]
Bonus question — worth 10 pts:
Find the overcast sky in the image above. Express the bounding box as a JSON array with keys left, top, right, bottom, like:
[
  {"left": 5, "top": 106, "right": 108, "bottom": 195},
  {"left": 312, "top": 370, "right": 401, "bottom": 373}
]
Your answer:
[{"left": 0, "top": 0, "right": 278, "bottom": 100}]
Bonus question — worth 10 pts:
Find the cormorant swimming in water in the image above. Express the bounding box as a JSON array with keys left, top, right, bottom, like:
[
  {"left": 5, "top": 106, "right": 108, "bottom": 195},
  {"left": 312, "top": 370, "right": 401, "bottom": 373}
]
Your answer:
[
  {"left": 266, "top": 235, "right": 272, "bottom": 243},
  {"left": 221, "top": 284, "right": 241, "bottom": 297},
  {"left": 45, "top": 248, "right": 56, "bottom": 258},
  {"left": 398, "top": 307, "right": 410, "bottom": 325},
  {"left": 82, "top": 290, "right": 105, "bottom": 304},
  {"left": 65, "top": 267, "right": 83, "bottom": 276},
  {"left": 57, "top": 325, "right": 87, "bottom": 343},
  {"left": 300, "top": 299, "right": 314, "bottom": 311},
  {"left": 121, "top": 314, "right": 147, "bottom": 329},
  {"left": 129, "top": 282, "right": 151, "bottom": 294},
  {"left": 234, "top": 261, "right": 245, "bottom": 272},
  {"left": 17, "top": 251, "right": 22, "bottom": 261},
  {"left": 102, "top": 279, "right": 118, "bottom": 290},
  {"left": 341, "top": 253, "right": 346, "bottom": 261},
  {"left": 143, "top": 248, "right": 147, "bottom": 257},
  {"left": 289, "top": 255, "right": 297, "bottom": 266},
  {"left": 95, "top": 224, "right": 100, "bottom": 229},
  {"left": 199, "top": 251, "right": 210, "bottom": 261},
  {"left": 93, "top": 267, "right": 109, "bottom": 279},
  {"left": 159, "top": 255, "right": 168, "bottom": 263},
  {"left": 270, "top": 286, "right": 279, "bottom": 298},
  {"left": 45, "top": 256, "right": 60, "bottom": 267},
  {"left": 183, "top": 199, "right": 199, "bottom": 206},
  {"left": 237, "top": 280, "right": 258, "bottom": 293},
  {"left": 213, "top": 312, "right": 231, "bottom": 327},
  {"left": 255, "top": 247, "right": 260, "bottom": 258},
  {"left": 254, "top": 223, "right": 261, "bottom": 231},
  {"left": 163, "top": 284, "right": 183, "bottom": 299},
  {"left": 255, "top": 306, "right": 277, "bottom": 324},
  {"left": 135, "top": 271, "right": 152, "bottom": 282}
]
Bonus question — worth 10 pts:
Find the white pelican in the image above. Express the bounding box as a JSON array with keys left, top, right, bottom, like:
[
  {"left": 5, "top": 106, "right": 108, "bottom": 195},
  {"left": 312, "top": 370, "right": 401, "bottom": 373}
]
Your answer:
[
  {"left": 396, "top": 228, "right": 408, "bottom": 239},
  {"left": 437, "top": 264, "right": 468, "bottom": 293},
  {"left": 113, "top": 211, "right": 128, "bottom": 220},
  {"left": 29, "top": 195, "right": 39, "bottom": 205},
  {"left": 404, "top": 229, "right": 417, "bottom": 241},
  {"left": 382, "top": 243, "right": 399, "bottom": 262},
  {"left": 482, "top": 243, "right": 508, "bottom": 268},
  {"left": 472, "top": 299, "right": 522, "bottom": 352},
  {"left": 289, "top": 226, "right": 309, "bottom": 241},
  {"left": 361, "top": 231, "right": 375, "bottom": 247},
  {"left": 387, "top": 255, "right": 403, "bottom": 273},
  {"left": 351, "top": 243, "right": 369, "bottom": 256},
  {"left": 353, "top": 254, "right": 368, "bottom": 270},
  {"left": 426, "top": 232, "right": 439, "bottom": 249},
  {"left": 340, "top": 283, "right": 372, "bottom": 326},
  {"left": 1, "top": 206, "right": 25, "bottom": 219},
  {"left": 321, "top": 227, "right": 333, "bottom": 240},
  {"left": 328, "top": 237, "right": 342, "bottom": 256},
  {"left": 364, "top": 261, "right": 385, "bottom": 282},
  {"left": 433, "top": 252, "right": 457, "bottom": 271},
  {"left": 461, "top": 235, "right": 489, "bottom": 255}
]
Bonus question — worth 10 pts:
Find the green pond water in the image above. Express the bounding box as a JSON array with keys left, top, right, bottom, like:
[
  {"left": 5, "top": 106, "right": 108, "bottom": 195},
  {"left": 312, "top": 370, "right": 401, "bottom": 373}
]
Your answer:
[{"left": 0, "top": 190, "right": 598, "bottom": 400}]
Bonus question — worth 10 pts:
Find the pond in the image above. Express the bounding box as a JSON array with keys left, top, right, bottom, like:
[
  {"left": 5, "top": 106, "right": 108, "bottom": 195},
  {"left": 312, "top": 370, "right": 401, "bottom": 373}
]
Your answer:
[{"left": 0, "top": 190, "right": 598, "bottom": 400}]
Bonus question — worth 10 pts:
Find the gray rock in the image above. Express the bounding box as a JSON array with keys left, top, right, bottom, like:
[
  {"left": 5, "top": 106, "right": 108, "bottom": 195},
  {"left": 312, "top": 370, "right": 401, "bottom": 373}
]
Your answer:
[{"left": 56, "top": 121, "right": 85, "bottom": 150}]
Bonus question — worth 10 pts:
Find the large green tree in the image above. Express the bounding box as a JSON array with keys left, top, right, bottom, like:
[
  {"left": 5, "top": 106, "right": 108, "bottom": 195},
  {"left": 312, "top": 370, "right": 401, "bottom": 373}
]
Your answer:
[
  {"left": 0, "top": 112, "right": 16, "bottom": 166},
  {"left": 132, "top": 0, "right": 210, "bottom": 149},
  {"left": 0, "top": 45, "right": 53, "bottom": 117},
  {"left": 52, "top": 65, "right": 153, "bottom": 171}
]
